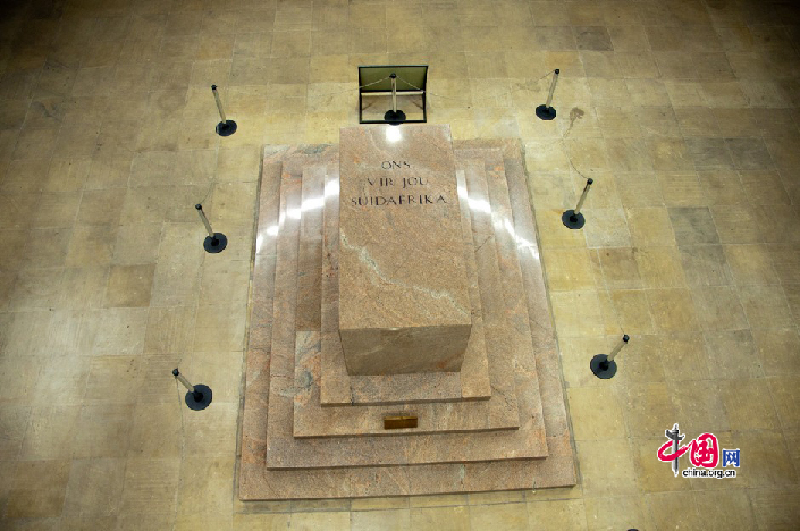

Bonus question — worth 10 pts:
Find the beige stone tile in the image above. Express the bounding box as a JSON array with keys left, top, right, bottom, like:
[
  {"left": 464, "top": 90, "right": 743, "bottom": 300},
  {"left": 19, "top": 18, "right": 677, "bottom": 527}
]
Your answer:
[
  {"left": 410, "top": 506, "right": 469, "bottom": 531},
  {"left": 176, "top": 455, "right": 235, "bottom": 516},
  {"left": 527, "top": 498, "right": 587, "bottom": 529},
  {"left": 719, "top": 378, "right": 779, "bottom": 431},
  {"left": 646, "top": 492, "right": 702, "bottom": 530},
  {"left": 351, "top": 497, "right": 409, "bottom": 512},
  {"left": 724, "top": 244, "right": 779, "bottom": 285},
  {"left": 121, "top": 456, "right": 180, "bottom": 515},
  {"left": 612, "top": 335, "right": 665, "bottom": 384},
  {"left": 192, "top": 303, "right": 246, "bottom": 352},
  {"left": 6, "top": 460, "right": 70, "bottom": 518},
  {"left": 625, "top": 208, "right": 675, "bottom": 247},
  {"left": 527, "top": 171, "right": 573, "bottom": 209},
  {"left": 288, "top": 512, "right": 351, "bottom": 531},
  {"left": 633, "top": 437, "right": 691, "bottom": 493},
  {"left": 693, "top": 489, "right": 755, "bottom": 531},
  {"left": 646, "top": 288, "right": 698, "bottom": 332},
  {"left": 144, "top": 305, "right": 196, "bottom": 354},
  {"left": 20, "top": 405, "right": 79, "bottom": 460},
  {"left": 753, "top": 328, "right": 800, "bottom": 377},
  {"left": 199, "top": 259, "right": 251, "bottom": 305},
  {"left": 73, "top": 403, "right": 134, "bottom": 458},
  {"left": 129, "top": 402, "right": 182, "bottom": 458},
  {"left": 0, "top": 406, "right": 31, "bottom": 460},
  {"left": 66, "top": 225, "right": 117, "bottom": 267},
  {"left": 749, "top": 487, "right": 800, "bottom": 531},
  {"left": 58, "top": 267, "right": 108, "bottom": 310},
  {"left": 8, "top": 268, "right": 63, "bottom": 311},
  {"left": 351, "top": 509, "right": 412, "bottom": 531},
  {"left": 690, "top": 285, "right": 748, "bottom": 331},
  {"left": 84, "top": 356, "right": 141, "bottom": 405},
  {"left": 410, "top": 494, "right": 468, "bottom": 508},
  {"left": 112, "top": 224, "right": 163, "bottom": 265},
  {"left": 33, "top": 353, "right": 89, "bottom": 406},
  {"left": 621, "top": 382, "right": 678, "bottom": 438},
  {"left": 671, "top": 378, "right": 730, "bottom": 433},
  {"left": 64, "top": 457, "right": 125, "bottom": 516},
  {"left": 76, "top": 189, "right": 125, "bottom": 225},
  {"left": 568, "top": 387, "right": 627, "bottom": 440},
  {"left": 634, "top": 247, "right": 685, "bottom": 288},
  {"left": 704, "top": 330, "right": 763, "bottom": 379},
  {"left": 609, "top": 289, "right": 655, "bottom": 335},
  {"left": 467, "top": 491, "right": 525, "bottom": 507},
  {"left": 738, "top": 284, "right": 795, "bottom": 329},
  {"left": 576, "top": 438, "right": 638, "bottom": 497},
  {"left": 768, "top": 377, "right": 800, "bottom": 429},
  {"left": 734, "top": 430, "right": 797, "bottom": 487},
  {"left": 697, "top": 169, "right": 746, "bottom": 205},
  {"left": 469, "top": 502, "right": 529, "bottom": 530},
  {"left": 175, "top": 515, "right": 232, "bottom": 531},
  {"left": 597, "top": 247, "right": 641, "bottom": 289},
  {"left": 550, "top": 290, "right": 606, "bottom": 338},
  {"left": 543, "top": 248, "right": 597, "bottom": 291},
  {"left": 583, "top": 208, "right": 632, "bottom": 247},
  {"left": 33, "top": 192, "right": 81, "bottom": 228},
  {"left": 615, "top": 171, "right": 665, "bottom": 207},
  {"left": 232, "top": 513, "right": 290, "bottom": 530},
  {"left": 583, "top": 495, "right": 649, "bottom": 530},
  {"left": 91, "top": 307, "right": 147, "bottom": 356},
  {"left": 106, "top": 263, "right": 155, "bottom": 307}
]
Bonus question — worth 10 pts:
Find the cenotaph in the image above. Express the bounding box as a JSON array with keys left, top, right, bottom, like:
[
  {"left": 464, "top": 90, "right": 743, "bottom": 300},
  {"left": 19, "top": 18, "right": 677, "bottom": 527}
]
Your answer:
[{"left": 239, "top": 124, "right": 575, "bottom": 500}]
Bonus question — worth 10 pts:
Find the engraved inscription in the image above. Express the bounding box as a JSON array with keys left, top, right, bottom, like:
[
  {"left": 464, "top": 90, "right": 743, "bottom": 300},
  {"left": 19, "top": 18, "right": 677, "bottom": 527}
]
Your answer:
[{"left": 351, "top": 162, "right": 446, "bottom": 207}]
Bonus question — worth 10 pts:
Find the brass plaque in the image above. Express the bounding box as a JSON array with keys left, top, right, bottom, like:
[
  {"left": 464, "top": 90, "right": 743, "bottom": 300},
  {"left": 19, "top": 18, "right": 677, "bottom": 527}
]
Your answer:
[{"left": 384, "top": 415, "right": 418, "bottom": 430}]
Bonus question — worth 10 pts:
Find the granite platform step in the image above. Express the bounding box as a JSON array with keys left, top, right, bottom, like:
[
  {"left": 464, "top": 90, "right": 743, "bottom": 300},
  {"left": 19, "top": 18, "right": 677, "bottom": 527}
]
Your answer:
[
  {"left": 292, "top": 159, "right": 515, "bottom": 437},
  {"left": 239, "top": 138, "right": 574, "bottom": 499},
  {"left": 266, "top": 139, "right": 545, "bottom": 464},
  {"left": 268, "top": 163, "right": 543, "bottom": 462}
]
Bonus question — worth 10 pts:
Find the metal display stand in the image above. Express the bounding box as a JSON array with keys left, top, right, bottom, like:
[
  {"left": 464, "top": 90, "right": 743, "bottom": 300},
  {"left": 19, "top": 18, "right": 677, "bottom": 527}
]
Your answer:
[{"left": 359, "top": 65, "right": 428, "bottom": 125}]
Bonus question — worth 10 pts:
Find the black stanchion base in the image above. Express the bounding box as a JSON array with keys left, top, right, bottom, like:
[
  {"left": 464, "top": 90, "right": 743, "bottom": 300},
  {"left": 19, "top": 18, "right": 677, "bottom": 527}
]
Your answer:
[
  {"left": 184, "top": 384, "right": 213, "bottom": 411},
  {"left": 203, "top": 233, "right": 227, "bottom": 253},
  {"left": 562, "top": 209, "right": 585, "bottom": 229},
  {"left": 384, "top": 109, "right": 406, "bottom": 125},
  {"left": 216, "top": 120, "right": 237, "bottom": 136},
  {"left": 590, "top": 354, "right": 617, "bottom": 379},
  {"left": 536, "top": 104, "right": 557, "bottom": 120}
]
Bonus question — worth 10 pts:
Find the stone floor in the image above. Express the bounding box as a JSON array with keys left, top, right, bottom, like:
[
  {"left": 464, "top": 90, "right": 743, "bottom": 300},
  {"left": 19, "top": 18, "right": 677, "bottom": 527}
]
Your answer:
[{"left": 0, "top": 0, "right": 799, "bottom": 529}]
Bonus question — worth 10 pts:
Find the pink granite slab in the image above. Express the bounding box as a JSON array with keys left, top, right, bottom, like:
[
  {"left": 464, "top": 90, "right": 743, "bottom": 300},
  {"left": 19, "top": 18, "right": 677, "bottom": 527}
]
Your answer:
[
  {"left": 320, "top": 162, "right": 490, "bottom": 406},
  {"left": 319, "top": 159, "right": 491, "bottom": 412},
  {"left": 269, "top": 151, "right": 551, "bottom": 464},
  {"left": 337, "top": 125, "right": 472, "bottom": 375},
  {"left": 238, "top": 141, "right": 575, "bottom": 500},
  {"left": 295, "top": 165, "right": 326, "bottom": 331},
  {"left": 287, "top": 160, "right": 522, "bottom": 440}
]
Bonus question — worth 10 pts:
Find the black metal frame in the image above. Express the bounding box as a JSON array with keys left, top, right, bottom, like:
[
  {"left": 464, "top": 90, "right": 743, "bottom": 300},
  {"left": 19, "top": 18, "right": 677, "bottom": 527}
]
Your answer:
[{"left": 358, "top": 65, "right": 428, "bottom": 125}]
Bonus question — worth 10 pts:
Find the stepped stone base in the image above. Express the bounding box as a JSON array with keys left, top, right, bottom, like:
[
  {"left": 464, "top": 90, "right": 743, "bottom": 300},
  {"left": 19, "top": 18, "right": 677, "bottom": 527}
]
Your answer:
[{"left": 238, "top": 135, "right": 575, "bottom": 500}]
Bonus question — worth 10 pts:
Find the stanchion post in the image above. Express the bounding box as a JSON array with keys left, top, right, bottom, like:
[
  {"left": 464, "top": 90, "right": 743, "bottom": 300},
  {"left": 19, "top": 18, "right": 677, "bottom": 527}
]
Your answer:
[
  {"left": 384, "top": 73, "right": 406, "bottom": 125},
  {"left": 562, "top": 178, "right": 593, "bottom": 229},
  {"left": 172, "top": 368, "right": 213, "bottom": 411},
  {"left": 211, "top": 84, "right": 237, "bottom": 137},
  {"left": 590, "top": 335, "right": 630, "bottom": 379},
  {"left": 536, "top": 69, "right": 559, "bottom": 120},
  {"left": 195, "top": 204, "right": 227, "bottom": 254}
]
